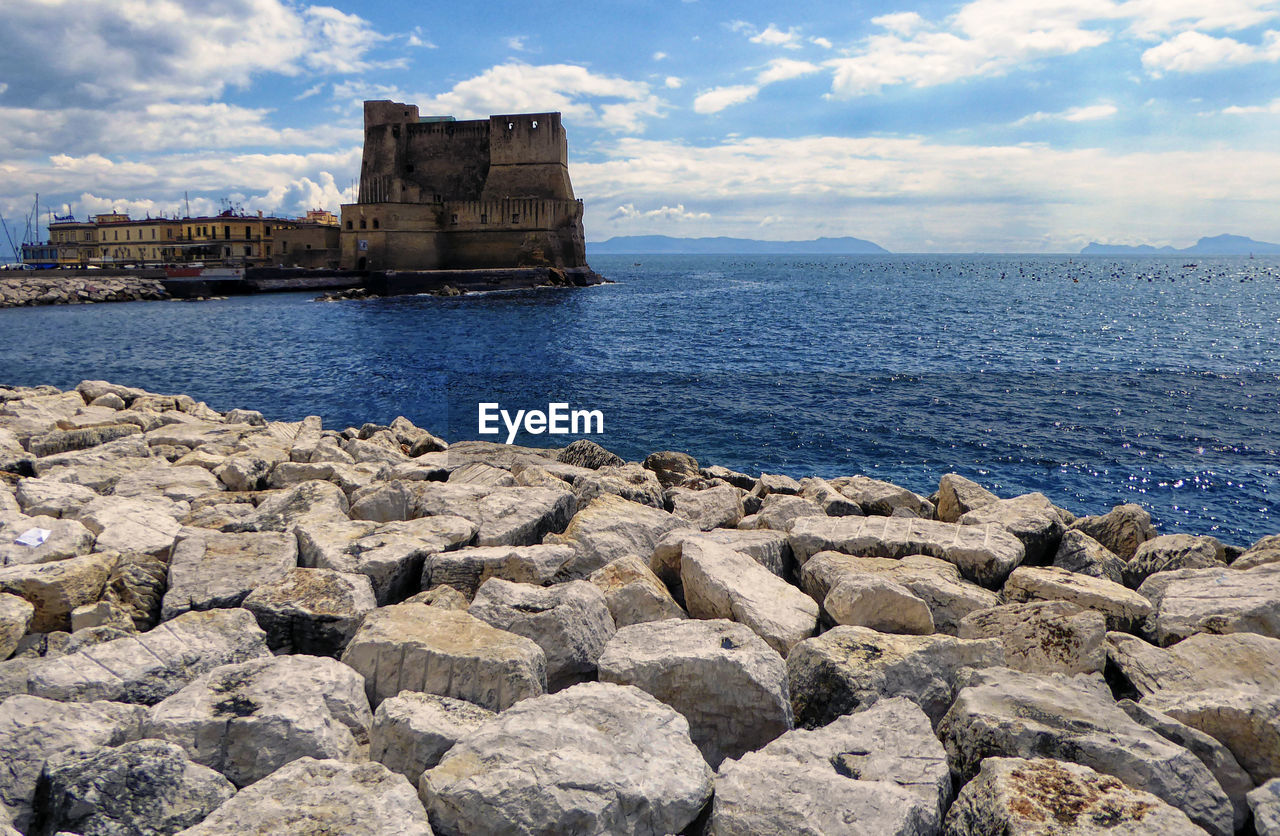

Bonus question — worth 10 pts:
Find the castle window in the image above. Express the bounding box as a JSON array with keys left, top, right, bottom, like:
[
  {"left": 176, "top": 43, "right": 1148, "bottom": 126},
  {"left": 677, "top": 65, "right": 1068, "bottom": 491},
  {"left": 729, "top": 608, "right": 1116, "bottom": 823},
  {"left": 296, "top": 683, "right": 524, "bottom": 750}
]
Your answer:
[
  {"left": 125, "top": 230, "right": 130, "bottom": 240},
  {"left": 305, "top": 244, "right": 311, "bottom": 250},
  {"left": 405, "top": 164, "right": 414, "bottom": 174},
  {"left": 507, "top": 122, "right": 514, "bottom": 130},
  {"left": 451, "top": 214, "right": 458, "bottom": 224},
  {"left": 282, "top": 241, "right": 288, "bottom": 252},
  {"left": 372, "top": 219, "right": 379, "bottom": 229},
  {"left": 245, "top": 226, "right": 251, "bottom": 240},
  {"left": 512, "top": 214, "right": 519, "bottom": 223},
  {"left": 244, "top": 246, "right": 251, "bottom": 256},
  {"left": 224, "top": 225, "right": 231, "bottom": 239},
  {"left": 480, "top": 214, "right": 487, "bottom": 224},
  {"left": 359, "top": 219, "right": 366, "bottom": 229},
  {"left": 532, "top": 120, "right": 538, "bottom": 129},
  {"left": 264, "top": 226, "right": 271, "bottom": 236},
  {"left": 224, "top": 247, "right": 230, "bottom": 256},
  {"left": 151, "top": 229, "right": 156, "bottom": 239},
  {"left": 346, "top": 220, "right": 353, "bottom": 230}
]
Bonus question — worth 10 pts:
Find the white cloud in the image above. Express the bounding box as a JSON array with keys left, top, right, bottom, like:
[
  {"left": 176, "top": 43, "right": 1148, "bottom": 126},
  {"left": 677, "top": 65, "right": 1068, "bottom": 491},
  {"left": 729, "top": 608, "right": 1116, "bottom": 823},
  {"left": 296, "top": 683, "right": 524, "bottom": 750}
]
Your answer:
[
  {"left": 406, "top": 27, "right": 436, "bottom": 48},
  {"left": 750, "top": 23, "right": 804, "bottom": 49},
  {"left": 1141, "top": 30, "right": 1280, "bottom": 74},
  {"left": 415, "top": 63, "right": 665, "bottom": 133},
  {"left": 506, "top": 35, "right": 529, "bottom": 52},
  {"left": 1223, "top": 97, "right": 1280, "bottom": 114},
  {"left": 694, "top": 85, "right": 760, "bottom": 114},
  {"left": 294, "top": 83, "right": 327, "bottom": 101},
  {"left": 1015, "top": 103, "right": 1119, "bottom": 124},
  {"left": 1117, "top": 0, "right": 1280, "bottom": 38},
  {"left": 871, "top": 12, "right": 929, "bottom": 36},
  {"left": 810, "top": 36, "right": 834, "bottom": 49},
  {"left": 757, "top": 58, "right": 822, "bottom": 85},
  {"left": 609, "top": 203, "right": 711, "bottom": 222},
  {"left": 0, "top": 83, "right": 7, "bottom": 96},
  {"left": 665, "top": 76, "right": 684, "bottom": 89},
  {"left": 653, "top": 51, "right": 668, "bottom": 61}
]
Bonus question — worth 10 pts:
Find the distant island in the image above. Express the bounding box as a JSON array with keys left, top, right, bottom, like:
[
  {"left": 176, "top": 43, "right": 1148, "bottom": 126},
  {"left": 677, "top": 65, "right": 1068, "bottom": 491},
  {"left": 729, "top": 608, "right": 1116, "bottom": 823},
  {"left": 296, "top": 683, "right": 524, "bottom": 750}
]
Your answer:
[
  {"left": 588, "top": 235, "right": 890, "bottom": 255},
  {"left": 1081, "top": 234, "right": 1280, "bottom": 255}
]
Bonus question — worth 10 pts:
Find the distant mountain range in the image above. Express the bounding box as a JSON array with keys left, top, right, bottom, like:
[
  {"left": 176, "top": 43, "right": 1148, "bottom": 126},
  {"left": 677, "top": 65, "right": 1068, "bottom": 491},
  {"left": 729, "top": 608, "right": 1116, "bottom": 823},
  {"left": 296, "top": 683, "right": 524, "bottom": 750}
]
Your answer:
[
  {"left": 588, "top": 235, "right": 890, "bottom": 254},
  {"left": 1081, "top": 234, "right": 1280, "bottom": 255}
]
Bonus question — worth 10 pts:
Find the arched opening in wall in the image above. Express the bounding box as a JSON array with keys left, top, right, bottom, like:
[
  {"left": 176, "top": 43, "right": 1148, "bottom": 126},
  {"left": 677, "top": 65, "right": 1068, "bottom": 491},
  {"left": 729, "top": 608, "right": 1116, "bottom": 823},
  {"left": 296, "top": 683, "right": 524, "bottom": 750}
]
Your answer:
[
  {"left": 346, "top": 221, "right": 353, "bottom": 230},
  {"left": 357, "top": 257, "right": 367, "bottom": 270},
  {"left": 359, "top": 219, "right": 367, "bottom": 229},
  {"left": 372, "top": 219, "right": 380, "bottom": 229},
  {"left": 532, "top": 120, "right": 538, "bottom": 129}
]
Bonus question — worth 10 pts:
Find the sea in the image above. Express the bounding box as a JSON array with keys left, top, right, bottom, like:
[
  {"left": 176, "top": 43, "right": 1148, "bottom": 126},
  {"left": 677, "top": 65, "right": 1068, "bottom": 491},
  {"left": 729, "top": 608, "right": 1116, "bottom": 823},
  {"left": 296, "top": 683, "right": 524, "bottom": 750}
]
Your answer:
[{"left": 3, "top": 254, "right": 1278, "bottom": 545}]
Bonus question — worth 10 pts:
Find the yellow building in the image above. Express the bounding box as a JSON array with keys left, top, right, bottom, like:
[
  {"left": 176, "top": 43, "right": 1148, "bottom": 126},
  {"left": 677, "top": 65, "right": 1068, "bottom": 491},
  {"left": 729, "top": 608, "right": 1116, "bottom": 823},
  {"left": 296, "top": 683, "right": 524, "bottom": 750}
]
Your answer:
[
  {"left": 48, "top": 215, "right": 96, "bottom": 265},
  {"left": 92, "top": 214, "right": 183, "bottom": 265}
]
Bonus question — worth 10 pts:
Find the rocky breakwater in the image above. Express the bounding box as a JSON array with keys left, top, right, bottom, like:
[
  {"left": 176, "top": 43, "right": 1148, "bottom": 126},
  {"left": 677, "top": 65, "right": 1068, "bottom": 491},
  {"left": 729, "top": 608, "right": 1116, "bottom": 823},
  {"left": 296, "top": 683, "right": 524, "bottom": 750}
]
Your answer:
[
  {"left": 0, "top": 382, "right": 1277, "bottom": 834},
  {"left": 0, "top": 275, "right": 168, "bottom": 308}
]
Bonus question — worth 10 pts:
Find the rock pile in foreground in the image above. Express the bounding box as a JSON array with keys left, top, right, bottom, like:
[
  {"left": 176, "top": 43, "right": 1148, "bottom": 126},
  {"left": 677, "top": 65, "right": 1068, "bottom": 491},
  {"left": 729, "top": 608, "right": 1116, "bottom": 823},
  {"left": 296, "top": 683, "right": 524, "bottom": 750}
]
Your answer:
[
  {"left": 0, "top": 276, "right": 168, "bottom": 308},
  {"left": 0, "top": 380, "right": 1277, "bottom": 834}
]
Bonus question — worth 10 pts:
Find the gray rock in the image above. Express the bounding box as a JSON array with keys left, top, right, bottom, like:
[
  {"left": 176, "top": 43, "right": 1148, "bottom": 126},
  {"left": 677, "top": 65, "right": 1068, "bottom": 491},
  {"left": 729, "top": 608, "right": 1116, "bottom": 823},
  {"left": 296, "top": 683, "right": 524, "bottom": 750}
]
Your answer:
[
  {"left": 296, "top": 516, "right": 476, "bottom": 605},
  {"left": 935, "top": 473, "right": 998, "bottom": 523},
  {"left": 232, "top": 480, "right": 350, "bottom": 532},
  {"left": 798, "top": 476, "right": 863, "bottom": 516},
  {"left": 555, "top": 439, "right": 624, "bottom": 470},
  {"left": 76, "top": 380, "right": 147, "bottom": 404},
  {"left": 27, "top": 424, "right": 142, "bottom": 458},
  {"left": 27, "top": 607, "right": 270, "bottom": 705},
  {"left": 738, "top": 493, "right": 825, "bottom": 531},
  {"left": 161, "top": 529, "right": 296, "bottom": 621},
  {"left": 1250, "top": 778, "right": 1280, "bottom": 836},
  {"left": 0, "top": 552, "right": 117, "bottom": 632},
  {"left": 1052, "top": 528, "right": 1127, "bottom": 584},
  {"left": 959, "top": 600, "right": 1106, "bottom": 675},
  {"left": 787, "top": 625, "right": 1004, "bottom": 728},
  {"left": 70, "top": 495, "right": 184, "bottom": 557},
  {"left": 1004, "top": 565, "right": 1153, "bottom": 631},
  {"left": 750, "top": 472, "right": 803, "bottom": 497},
  {"left": 681, "top": 538, "right": 818, "bottom": 656},
  {"left": 446, "top": 461, "right": 516, "bottom": 487},
  {"left": 13, "top": 479, "right": 97, "bottom": 519},
  {"left": 33, "top": 738, "right": 236, "bottom": 836},
  {"left": 424, "top": 544, "right": 575, "bottom": 599},
  {"left": 1137, "top": 562, "right": 1280, "bottom": 645},
  {"left": 1069, "top": 503, "right": 1157, "bottom": 561},
  {"left": 370, "top": 691, "right": 495, "bottom": 782},
  {"left": 350, "top": 481, "right": 575, "bottom": 547},
  {"left": 667, "top": 484, "right": 743, "bottom": 530},
  {"left": 944, "top": 757, "right": 1205, "bottom": 836},
  {"left": 586, "top": 555, "right": 686, "bottom": 626},
  {"left": 111, "top": 465, "right": 222, "bottom": 504},
  {"left": 1126, "top": 532, "right": 1226, "bottom": 587},
  {"left": 709, "top": 697, "right": 950, "bottom": 836},
  {"left": 544, "top": 493, "right": 687, "bottom": 577},
  {"left": 598, "top": 619, "right": 791, "bottom": 767},
  {"left": 0, "top": 695, "right": 146, "bottom": 832},
  {"left": 340, "top": 602, "right": 546, "bottom": 710},
  {"left": 701, "top": 465, "right": 756, "bottom": 491},
  {"left": 403, "top": 585, "right": 470, "bottom": 609},
  {"left": 146, "top": 654, "right": 372, "bottom": 787},
  {"left": 959, "top": 492, "right": 1066, "bottom": 565},
  {"left": 0, "top": 594, "right": 33, "bottom": 661},
  {"left": 1144, "top": 688, "right": 1280, "bottom": 788},
  {"left": 1106, "top": 630, "right": 1280, "bottom": 697},
  {"left": 0, "top": 514, "right": 96, "bottom": 567},
  {"left": 651, "top": 529, "right": 792, "bottom": 595},
  {"left": 1236, "top": 534, "right": 1280, "bottom": 571},
  {"left": 938, "top": 666, "right": 1234, "bottom": 836},
  {"left": 569, "top": 463, "right": 665, "bottom": 509},
  {"left": 240, "top": 568, "right": 376, "bottom": 656},
  {"left": 788, "top": 515, "right": 1025, "bottom": 588},
  {"left": 825, "top": 573, "right": 935, "bottom": 634},
  {"left": 174, "top": 757, "right": 432, "bottom": 835},
  {"left": 70, "top": 598, "right": 136, "bottom": 633},
  {"left": 642, "top": 450, "right": 701, "bottom": 489},
  {"left": 420, "top": 681, "right": 712, "bottom": 836},
  {"left": 830, "top": 475, "right": 931, "bottom": 517},
  {"left": 468, "top": 578, "right": 616, "bottom": 690},
  {"left": 100, "top": 552, "right": 168, "bottom": 630}
]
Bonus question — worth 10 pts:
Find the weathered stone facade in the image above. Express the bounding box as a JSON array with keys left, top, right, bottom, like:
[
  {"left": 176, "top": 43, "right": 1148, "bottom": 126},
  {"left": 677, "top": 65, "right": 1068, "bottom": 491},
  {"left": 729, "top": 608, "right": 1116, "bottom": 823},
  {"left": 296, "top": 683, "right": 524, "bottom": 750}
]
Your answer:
[{"left": 339, "top": 101, "right": 590, "bottom": 271}]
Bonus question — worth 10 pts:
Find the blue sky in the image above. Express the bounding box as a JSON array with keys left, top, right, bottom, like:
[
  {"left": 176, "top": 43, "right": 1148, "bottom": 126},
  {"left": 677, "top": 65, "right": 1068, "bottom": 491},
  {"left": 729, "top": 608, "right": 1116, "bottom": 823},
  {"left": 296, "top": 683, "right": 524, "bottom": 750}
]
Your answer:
[{"left": 2, "top": 0, "right": 1279, "bottom": 252}]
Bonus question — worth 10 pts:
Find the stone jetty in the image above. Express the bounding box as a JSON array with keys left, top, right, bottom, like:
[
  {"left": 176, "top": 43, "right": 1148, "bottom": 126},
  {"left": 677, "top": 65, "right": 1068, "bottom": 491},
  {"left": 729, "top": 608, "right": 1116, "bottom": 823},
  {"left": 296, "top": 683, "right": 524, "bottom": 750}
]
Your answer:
[
  {"left": 0, "top": 276, "right": 168, "bottom": 308},
  {"left": 0, "top": 380, "right": 1278, "bottom": 834}
]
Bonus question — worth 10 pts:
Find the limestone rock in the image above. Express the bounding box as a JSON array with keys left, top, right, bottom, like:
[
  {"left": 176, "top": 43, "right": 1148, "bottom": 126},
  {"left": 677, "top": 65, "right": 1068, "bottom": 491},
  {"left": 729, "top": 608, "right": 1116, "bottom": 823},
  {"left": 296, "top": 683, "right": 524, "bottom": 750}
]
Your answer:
[
  {"left": 175, "top": 757, "right": 432, "bottom": 836},
  {"left": 651, "top": 529, "right": 792, "bottom": 594},
  {"left": 1236, "top": 534, "right": 1280, "bottom": 571},
  {"left": 598, "top": 619, "right": 791, "bottom": 766},
  {"left": 420, "top": 681, "right": 712, "bottom": 836},
  {"left": 161, "top": 529, "right": 296, "bottom": 621},
  {"left": 787, "top": 625, "right": 1004, "bottom": 728},
  {"left": 750, "top": 472, "right": 803, "bottom": 497},
  {"left": 554, "top": 439, "right": 624, "bottom": 470},
  {"left": 959, "top": 600, "right": 1106, "bottom": 675},
  {"left": 935, "top": 473, "right": 999, "bottom": 523},
  {"left": 788, "top": 515, "right": 1025, "bottom": 588},
  {"left": 76, "top": 380, "right": 147, "bottom": 404},
  {"left": 1126, "top": 532, "right": 1226, "bottom": 587},
  {"left": 1137, "top": 562, "right": 1280, "bottom": 645},
  {"left": 0, "top": 695, "right": 146, "bottom": 832},
  {"left": 798, "top": 476, "right": 863, "bottom": 516},
  {"left": 111, "top": 464, "right": 221, "bottom": 504},
  {"left": 1052, "top": 528, "right": 1127, "bottom": 584},
  {"left": 587, "top": 554, "right": 685, "bottom": 626},
  {"left": 1250, "top": 778, "right": 1280, "bottom": 836},
  {"left": 830, "top": 474, "right": 931, "bottom": 517},
  {"left": 1144, "top": 688, "right": 1280, "bottom": 788},
  {"left": 28, "top": 607, "right": 270, "bottom": 705},
  {"left": 71, "top": 495, "right": 183, "bottom": 557},
  {"left": 371, "top": 691, "right": 495, "bottom": 782},
  {"left": 297, "top": 516, "right": 476, "bottom": 605},
  {"left": 240, "top": 567, "right": 376, "bottom": 656},
  {"left": 739, "top": 493, "right": 825, "bottom": 531},
  {"left": 1069, "top": 503, "right": 1157, "bottom": 561},
  {"left": 446, "top": 461, "right": 516, "bottom": 487},
  {"left": 959, "top": 492, "right": 1066, "bottom": 564},
  {"left": 701, "top": 465, "right": 756, "bottom": 491},
  {"left": 569, "top": 463, "right": 665, "bottom": 509},
  {"left": 0, "top": 514, "right": 95, "bottom": 567},
  {"left": 667, "top": 484, "right": 743, "bottom": 530},
  {"left": 944, "top": 757, "right": 1204, "bottom": 836},
  {"left": 709, "top": 697, "right": 950, "bottom": 836},
  {"left": 100, "top": 551, "right": 168, "bottom": 630},
  {"left": 824, "top": 573, "right": 935, "bottom": 634},
  {"left": 1004, "top": 565, "right": 1153, "bottom": 631},
  {"left": 340, "top": 603, "right": 546, "bottom": 710},
  {"left": 0, "top": 552, "right": 117, "bottom": 632},
  {"left": 642, "top": 450, "right": 701, "bottom": 488},
  {"left": 424, "top": 544, "right": 574, "bottom": 599},
  {"left": 468, "top": 578, "right": 615, "bottom": 690},
  {"left": 1106, "top": 631, "right": 1280, "bottom": 697},
  {"left": 33, "top": 738, "right": 236, "bottom": 836},
  {"left": 938, "top": 666, "right": 1234, "bottom": 835},
  {"left": 403, "top": 585, "right": 470, "bottom": 609},
  {"left": 353, "top": 481, "right": 576, "bottom": 547},
  {"left": 544, "top": 493, "right": 687, "bottom": 577},
  {"left": 146, "top": 654, "right": 372, "bottom": 787},
  {"left": 681, "top": 538, "right": 818, "bottom": 656},
  {"left": 13, "top": 478, "right": 96, "bottom": 518},
  {"left": 233, "top": 479, "right": 350, "bottom": 532},
  {"left": 0, "top": 594, "right": 33, "bottom": 661}
]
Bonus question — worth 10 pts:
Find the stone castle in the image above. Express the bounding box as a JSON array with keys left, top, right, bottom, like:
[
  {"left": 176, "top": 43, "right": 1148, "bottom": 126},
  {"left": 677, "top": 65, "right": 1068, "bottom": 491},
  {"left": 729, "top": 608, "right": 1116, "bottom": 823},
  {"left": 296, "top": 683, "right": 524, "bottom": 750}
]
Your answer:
[{"left": 339, "top": 101, "right": 590, "bottom": 272}]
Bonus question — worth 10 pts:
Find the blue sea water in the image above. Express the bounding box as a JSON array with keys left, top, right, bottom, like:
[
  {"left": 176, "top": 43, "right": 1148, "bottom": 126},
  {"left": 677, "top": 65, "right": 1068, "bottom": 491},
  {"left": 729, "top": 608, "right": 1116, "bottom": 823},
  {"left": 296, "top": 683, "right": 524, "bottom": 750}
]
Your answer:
[{"left": 2, "top": 254, "right": 1279, "bottom": 544}]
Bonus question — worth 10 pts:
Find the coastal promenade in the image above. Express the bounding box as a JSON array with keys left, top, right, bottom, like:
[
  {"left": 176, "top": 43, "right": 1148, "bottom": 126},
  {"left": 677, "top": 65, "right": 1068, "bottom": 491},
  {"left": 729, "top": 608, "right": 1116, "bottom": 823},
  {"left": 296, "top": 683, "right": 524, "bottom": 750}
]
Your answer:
[{"left": 0, "top": 379, "right": 1277, "bottom": 834}]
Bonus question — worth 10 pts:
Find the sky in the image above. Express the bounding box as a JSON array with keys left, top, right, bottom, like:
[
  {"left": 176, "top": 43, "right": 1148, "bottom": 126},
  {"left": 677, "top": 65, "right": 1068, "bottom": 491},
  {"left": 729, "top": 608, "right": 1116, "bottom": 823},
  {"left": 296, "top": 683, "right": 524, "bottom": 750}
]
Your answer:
[{"left": 2, "top": 0, "right": 1279, "bottom": 253}]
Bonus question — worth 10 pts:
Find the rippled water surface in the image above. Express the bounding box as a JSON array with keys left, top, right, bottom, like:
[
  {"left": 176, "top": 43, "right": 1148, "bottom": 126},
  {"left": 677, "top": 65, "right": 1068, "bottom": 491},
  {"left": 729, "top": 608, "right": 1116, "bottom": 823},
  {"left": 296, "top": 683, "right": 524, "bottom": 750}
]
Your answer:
[{"left": 3, "top": 254, "right": 1279, "bottom": 543}]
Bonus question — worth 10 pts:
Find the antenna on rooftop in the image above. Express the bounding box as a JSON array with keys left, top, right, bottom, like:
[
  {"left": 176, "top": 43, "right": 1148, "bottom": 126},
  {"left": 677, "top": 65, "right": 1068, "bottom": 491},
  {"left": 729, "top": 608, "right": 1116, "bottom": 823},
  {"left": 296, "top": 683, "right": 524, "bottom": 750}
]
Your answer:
[{"left": 184, "top": 191, "right": 191, "bottom": 219}]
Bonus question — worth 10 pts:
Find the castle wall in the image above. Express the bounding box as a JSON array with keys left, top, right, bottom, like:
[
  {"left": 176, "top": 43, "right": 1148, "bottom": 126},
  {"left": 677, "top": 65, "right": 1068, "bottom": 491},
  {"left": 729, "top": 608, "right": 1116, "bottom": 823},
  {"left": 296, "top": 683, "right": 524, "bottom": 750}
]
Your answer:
[{"left": 481, "top": 113, "right": 574, "bottom": 201}]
